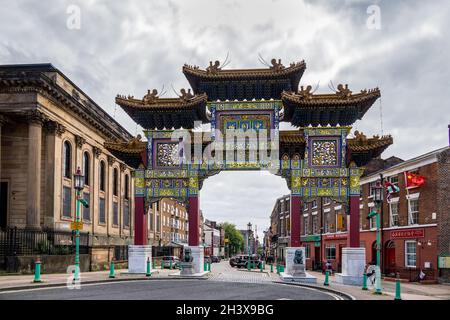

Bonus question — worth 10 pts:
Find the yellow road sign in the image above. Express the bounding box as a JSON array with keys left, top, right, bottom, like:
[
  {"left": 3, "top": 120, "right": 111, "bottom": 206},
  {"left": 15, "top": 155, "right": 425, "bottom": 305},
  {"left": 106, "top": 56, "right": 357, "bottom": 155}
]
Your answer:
[{"left": 71, "top": 221, "right": 83, "bottom": 230}]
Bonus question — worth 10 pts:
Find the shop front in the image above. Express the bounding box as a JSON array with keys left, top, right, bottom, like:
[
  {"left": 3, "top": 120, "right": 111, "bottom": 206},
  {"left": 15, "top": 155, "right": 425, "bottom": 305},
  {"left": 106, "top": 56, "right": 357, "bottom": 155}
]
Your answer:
[
  {"left": 300, "top": 235, "right": 321, "bottom": 270},
  {"left": 322, "top": 233, "right": 348, "bottom": 273}
]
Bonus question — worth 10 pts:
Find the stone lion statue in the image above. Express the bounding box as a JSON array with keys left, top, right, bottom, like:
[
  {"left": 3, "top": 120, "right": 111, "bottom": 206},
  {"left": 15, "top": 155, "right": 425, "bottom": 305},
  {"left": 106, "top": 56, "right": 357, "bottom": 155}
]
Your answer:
[
  {"left": 184, "top": 248, "right": 193, "bottom": 263},
  {"left": 293, "top": 249, "right": 304, "bottom": 265}
]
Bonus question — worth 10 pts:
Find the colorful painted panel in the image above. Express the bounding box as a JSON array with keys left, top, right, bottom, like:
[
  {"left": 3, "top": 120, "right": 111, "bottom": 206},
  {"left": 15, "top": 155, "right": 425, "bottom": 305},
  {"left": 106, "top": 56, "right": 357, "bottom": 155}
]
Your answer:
[
  {"left": 156, "top": 142, "right": 180, "bottom": 167},
  {"left": 220, "top": 114, "right": 271, "bottom": 133},
  {"left": 311, "top": 139, "right": 338, "bottom": 166}
]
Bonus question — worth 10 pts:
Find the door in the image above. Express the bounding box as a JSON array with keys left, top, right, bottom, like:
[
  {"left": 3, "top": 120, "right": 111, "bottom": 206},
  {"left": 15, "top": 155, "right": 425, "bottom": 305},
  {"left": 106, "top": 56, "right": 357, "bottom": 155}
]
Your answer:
[
  {"left": 384, "top": 240, "right": 396, "bottom": 274},
  {"left": 314, "top": 246, "right": 321, "bottom": 270},
  {"left": 0, "top": 182, "right": 7, "bottom": 229}
]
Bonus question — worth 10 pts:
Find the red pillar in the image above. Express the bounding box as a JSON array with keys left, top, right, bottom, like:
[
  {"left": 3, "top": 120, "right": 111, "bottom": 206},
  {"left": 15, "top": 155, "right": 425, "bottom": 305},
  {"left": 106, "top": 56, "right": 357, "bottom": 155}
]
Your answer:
[
  {"left": 290, "top": 195, "right": 301, "bottom": 247},
  {"left": 134, "top": 196, "right": 147, "bottom": 245},
  {"left": 188, "top": 196, "right": 200, "bottom": 246},
  {"left": 348, "top": 195, "right": 360, "bottom": 247}
]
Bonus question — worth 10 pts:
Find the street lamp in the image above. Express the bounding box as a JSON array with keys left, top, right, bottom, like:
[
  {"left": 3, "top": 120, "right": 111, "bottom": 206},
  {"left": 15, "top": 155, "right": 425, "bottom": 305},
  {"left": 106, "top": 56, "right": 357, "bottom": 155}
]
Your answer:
[
  {"left": 73, "top": 167, "right": 85, "bottom": 282},
  {"left": 368, "top": 180, "right": 383, "bottom": 294},
  {"left": 247, "top": 222, "right": 252, "bottom": 270}
]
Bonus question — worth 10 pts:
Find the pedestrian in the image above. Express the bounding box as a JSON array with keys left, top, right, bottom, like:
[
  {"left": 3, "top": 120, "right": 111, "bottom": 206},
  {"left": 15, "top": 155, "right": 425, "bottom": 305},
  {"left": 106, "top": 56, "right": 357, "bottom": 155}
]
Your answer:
[{"left": 325, "top": 260, "right": 333, "bottom": 275}]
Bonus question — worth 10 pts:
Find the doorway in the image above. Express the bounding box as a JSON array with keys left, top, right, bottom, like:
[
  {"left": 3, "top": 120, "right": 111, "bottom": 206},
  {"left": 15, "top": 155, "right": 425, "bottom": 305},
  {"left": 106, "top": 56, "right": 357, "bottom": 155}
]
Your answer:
[
  {"left": 384, "top": 240, "right": 396, "bottom": 274},
  {"left": 0, "top": 182, "right": 8, "bottom": 229},
  {"left": 314, "top": 246, "right": 321, "bottom": 270}
]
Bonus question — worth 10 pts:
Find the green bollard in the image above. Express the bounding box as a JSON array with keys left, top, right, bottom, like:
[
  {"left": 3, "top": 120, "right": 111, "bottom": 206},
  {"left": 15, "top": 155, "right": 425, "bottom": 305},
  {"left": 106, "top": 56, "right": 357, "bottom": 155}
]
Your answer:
[
  {"left": 33, "top": 258, "right": 42, "bottom": 283},
  {"left": 204, "top": 262, "right": 207, "bottom": 271},
  {"left": 109, "top": 259, "right": 115, "bottom": 278},
  {"left": 395, "top": 273, "right": 402, "bottom": 300},
  {"left": 170, "top": 259, "right": 173, "bottom": 270},
  {"left": 362, "top": 272, "right": 368, "bottom": 290},
  {"left": 270, "top": 263, "right": 273, "bottom": 273},
  {"left": 260, "top": 262, "right": 263, "bottom": 272},
  {"left": 324, "top": 271, "right": 330, "bottom": 286},
  {"left": 161, "top": 260, "right": 164, "bottom": 269},
  {"left": 208, "top": 262, "right": 211, "bottom": 272},
  {"left": 152, "top": 259, "right": 155, "bottom": 270},
  {"left": 276, "top": 264, "right": 280, "bottom": 274},
  {"left": 146, "top": 257, "right": 152, "bottom": 277}
]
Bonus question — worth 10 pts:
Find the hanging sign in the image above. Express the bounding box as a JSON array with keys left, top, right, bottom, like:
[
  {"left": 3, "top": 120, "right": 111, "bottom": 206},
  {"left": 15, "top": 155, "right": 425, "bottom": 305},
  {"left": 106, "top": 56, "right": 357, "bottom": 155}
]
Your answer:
[{"left": 71, "top": 221, "right": 84, "bottom": 230}]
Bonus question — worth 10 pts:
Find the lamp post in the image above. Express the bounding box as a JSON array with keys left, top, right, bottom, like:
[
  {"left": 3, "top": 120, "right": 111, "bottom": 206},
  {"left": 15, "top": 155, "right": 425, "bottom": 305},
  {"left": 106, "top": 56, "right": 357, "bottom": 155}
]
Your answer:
[
  {"left": 73, "top": 167, "right": 85, "bottom": 282},
  {"left": 368, "top": 180, "right": 383, "bottom": 295},
  {"left": 247, "top": 222, "right": 252, "bottom": 270}
]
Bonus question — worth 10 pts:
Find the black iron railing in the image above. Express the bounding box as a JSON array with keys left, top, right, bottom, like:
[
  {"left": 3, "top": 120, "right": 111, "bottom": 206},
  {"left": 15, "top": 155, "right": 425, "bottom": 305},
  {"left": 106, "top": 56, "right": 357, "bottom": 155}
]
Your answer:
[
  {"left": 0, "top": 227, "right": 90, "bottom": 257},
  {"left": 384, "top": 266, "right": 436, "bottom": 282},
  {"left": 114, "top": 245, "right": 128, "bottom": 261}
]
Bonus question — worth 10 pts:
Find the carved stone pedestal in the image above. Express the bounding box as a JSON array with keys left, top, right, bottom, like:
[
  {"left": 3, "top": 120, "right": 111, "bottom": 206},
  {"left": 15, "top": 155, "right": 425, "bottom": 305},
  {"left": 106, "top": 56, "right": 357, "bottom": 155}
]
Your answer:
[
  {"left": 127, "top": 245, "right": 152, "bottom": 274},
  {"left": 280, "top": 247, "right": 317, "bottom": 284},
  {"left": 335, "top": 247, "right": 366, "bottom": 286}
]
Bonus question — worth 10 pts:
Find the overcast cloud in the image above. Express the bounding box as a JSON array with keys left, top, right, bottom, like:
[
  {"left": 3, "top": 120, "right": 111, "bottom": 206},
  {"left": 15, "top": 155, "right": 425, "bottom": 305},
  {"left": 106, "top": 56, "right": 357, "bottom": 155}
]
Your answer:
[{"left": 1, "top": 0, "right": 449, "bottom": 238}]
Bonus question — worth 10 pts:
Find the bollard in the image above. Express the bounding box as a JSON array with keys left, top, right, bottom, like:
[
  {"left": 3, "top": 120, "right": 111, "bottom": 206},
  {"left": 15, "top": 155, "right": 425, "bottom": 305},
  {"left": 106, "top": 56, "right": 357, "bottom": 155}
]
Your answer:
[
  {"left": 161, "top": 260, "right": 164, "bottom": 269},
  {"left": 146, "top": 257, "right": 152, "bottom": 277},
  {"left": 204, "top": 262, "right": 207, "bottom": 272},
  {"left": 362, "top": 272, "right": 368, "bottom": 290},
  {"left": 170, "top": 259, "right": 173, "bottom": 270},
  {"left": 324, "top": 271, "right": 330, "bottom": 286},
  {"left": 260, "top": 262, "right": 263, "bottom": 272},
  {"left": 208, "top": 261, "right": 211, "bottom": 272},
  {"left": 152, "top": 259, "right": 155, "bottom": 270},
  {"left": 270, "top": 263, "right": 273, "bottom": 273},
  {"left": 109, "top": 259, "right": 115, "bottom": 278},
  {"left": 33, "top": 258, "right": 42, "bottom": 283},
  {"left": 247, "top": 260, "right": 250, "bottom": 271},
  {"left": 395, "top": 273, "right": 402, "bottom": 300},
  {"left": 276, "top": 264, "right": 280, "bottom": 274}
]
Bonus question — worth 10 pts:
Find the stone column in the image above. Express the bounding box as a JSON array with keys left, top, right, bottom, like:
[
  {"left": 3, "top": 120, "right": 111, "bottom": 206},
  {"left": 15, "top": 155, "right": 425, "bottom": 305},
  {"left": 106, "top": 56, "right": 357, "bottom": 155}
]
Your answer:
[
  {"left": 0, "top": 115, "right": 6, "bottom": 181},
  {"left": 26, "top": 110, "right": 46, "bottom": 230},
  {"left": 290, "top": 195, "right": 301, "bottom": 247},
  {"left": 188, "top": 195, "right": 200, "bottom": 246}
]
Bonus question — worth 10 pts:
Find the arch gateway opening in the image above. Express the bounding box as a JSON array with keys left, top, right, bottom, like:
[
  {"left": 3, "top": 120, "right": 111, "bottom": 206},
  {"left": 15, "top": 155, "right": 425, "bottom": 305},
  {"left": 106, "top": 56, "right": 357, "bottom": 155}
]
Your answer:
[{"left": 105, "top": 58, "right": 393, "bottom": 284}]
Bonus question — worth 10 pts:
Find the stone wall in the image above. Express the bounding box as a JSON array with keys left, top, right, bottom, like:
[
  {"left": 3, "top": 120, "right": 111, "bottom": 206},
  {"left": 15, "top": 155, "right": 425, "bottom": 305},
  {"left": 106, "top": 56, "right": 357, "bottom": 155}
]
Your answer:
[{"left": 5, "top": 254, "right": 91, "bottom": 274}]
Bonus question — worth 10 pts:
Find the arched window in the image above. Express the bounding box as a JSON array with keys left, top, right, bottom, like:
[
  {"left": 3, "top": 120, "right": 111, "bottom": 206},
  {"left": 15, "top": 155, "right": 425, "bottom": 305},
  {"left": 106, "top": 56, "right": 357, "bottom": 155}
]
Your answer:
[
  {"left": 83, "top": 152, "right": 90, "bottom": 186},
  {"left": 99, "top": 161, "right": 106, "bottom": 192},
  {"left": 113, "top": 168, "right": 118, "bottom": 196},
  {"left": 124, "top": 174, "right": 129, "bottom": 200},
  {"left": 63, "top": 141, "right": 72, "bottom": 179}
]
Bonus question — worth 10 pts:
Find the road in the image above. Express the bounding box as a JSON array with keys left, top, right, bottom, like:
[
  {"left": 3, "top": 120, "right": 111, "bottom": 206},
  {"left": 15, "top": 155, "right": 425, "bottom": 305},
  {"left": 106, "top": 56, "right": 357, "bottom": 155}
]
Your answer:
[{"left": 0, "top": 261, "right": 339, "bottom": 300}]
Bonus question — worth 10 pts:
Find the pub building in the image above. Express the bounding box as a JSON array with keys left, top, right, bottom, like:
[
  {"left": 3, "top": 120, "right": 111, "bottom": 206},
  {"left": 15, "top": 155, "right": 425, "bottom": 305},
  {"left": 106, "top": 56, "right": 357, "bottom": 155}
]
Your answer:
[{"left": 295, "top": 145, "right": 450, "bottom": 283}]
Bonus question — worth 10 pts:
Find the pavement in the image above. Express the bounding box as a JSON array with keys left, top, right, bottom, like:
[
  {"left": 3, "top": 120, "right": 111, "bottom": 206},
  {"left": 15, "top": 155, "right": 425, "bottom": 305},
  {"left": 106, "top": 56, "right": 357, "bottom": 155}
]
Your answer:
[{"left": 0, "top": 261, "right": 449, "bottom": 300}]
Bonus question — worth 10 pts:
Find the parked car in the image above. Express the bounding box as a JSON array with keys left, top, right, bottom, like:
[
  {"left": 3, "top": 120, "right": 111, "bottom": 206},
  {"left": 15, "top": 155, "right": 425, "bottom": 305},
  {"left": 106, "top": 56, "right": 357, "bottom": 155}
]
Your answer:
[
  {"left": 211, "top": 255, "right": 221, "bottom": 263},
  {"left": 229, "top": 254, "right": 261, "bottom": 268},
  {"left": 162, "top": 256, "right": 180, "bottom": 268}
]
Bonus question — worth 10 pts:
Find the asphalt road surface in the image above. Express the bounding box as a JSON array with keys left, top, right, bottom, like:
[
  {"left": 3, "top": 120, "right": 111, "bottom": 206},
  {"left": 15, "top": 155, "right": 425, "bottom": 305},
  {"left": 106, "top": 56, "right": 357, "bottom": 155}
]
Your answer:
[{"left": 0, "top": 280, "right": 337, "bottom": 300}]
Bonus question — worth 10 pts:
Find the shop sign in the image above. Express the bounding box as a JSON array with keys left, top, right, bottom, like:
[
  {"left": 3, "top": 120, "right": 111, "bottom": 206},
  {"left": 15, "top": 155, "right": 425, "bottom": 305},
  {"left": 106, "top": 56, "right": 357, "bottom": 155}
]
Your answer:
[
  {"left": 301, "top": 235, "right": 321, "bottom": 242},
  {"left": 323, "top": 233, "right": 347, "bottom": 240},
  {"left": 390, "top": 228, "right": 424, "bottom": 239},
  {"left": 438, "top": 256, "right": 450, "bottom": 269}
]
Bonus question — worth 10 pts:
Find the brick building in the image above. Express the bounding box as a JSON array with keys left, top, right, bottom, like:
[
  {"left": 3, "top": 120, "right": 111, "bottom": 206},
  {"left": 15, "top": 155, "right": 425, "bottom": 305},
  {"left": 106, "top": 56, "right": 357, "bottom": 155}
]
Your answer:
[
  {"left": 148, "top": 197, "right": 188, "bottom": 258},
  {"left": 268, "top": 145, "right": 450, "bottom": 282},
  {"left": 269, "top": 194, "right": 290, "bottom": 262}
]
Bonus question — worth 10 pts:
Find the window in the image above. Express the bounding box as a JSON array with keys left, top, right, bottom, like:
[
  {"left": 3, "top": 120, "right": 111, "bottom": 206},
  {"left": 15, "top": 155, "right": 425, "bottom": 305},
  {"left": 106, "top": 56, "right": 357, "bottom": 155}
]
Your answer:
[
  {"left": 408, "top": 199, "right": 419, "bottom": 225},
  {"left": 336, "top": 211, "right": 346, "bottom": 232},
  {"left": 369, "top": 182, "right": 377, "bottom": 197},
  {"left": 405, "top": 241, "right": 416, "bottom": 267},
  {"left": 303, "top": 202, "right": 308, "bottom": 211},
  {"left": 83, "top": 152, "right": 90, "bottom": 186},
  {"left": 113, "top": 202, "right": 118, "bottom": 226},
  {"left": 324, "top": 212, "right": 330, "bottom": 233},
  {"left": 312, "top": 215, "right": 318, "bottom": 234},
  {"left": 82, "top": 192, "right": 90, "bottom": 221},
  {"left": 149, "top": 211, "right": 154, "bottom": 231},
  {"left": 369, "top": 215, "right": 377, "bottom": 229},
  {"left": 63, "top": 141, "right": 72, "bottom": 179},
  {"left": 113, "top": 168, "right": 118, "bottom": 196},
  {"left": 124, "top": 174, "right": 129, "bottom": 200},
  {"left": 323, "top": 197, "right": 331, "bottom": 205},
  {"left": 305, "top": 245, "right": 310, "bottom": 258},
  {"left": 156, "top": 215, "right": 161, "bottom": 232},
  {"left": 325, "top": 245, "right": 336, "bottom": 260},
  {"left": 388, "top": 175, "right": 399, "bottom": 187},
  {"left": 62, "top": 186, "right": 72, "bottom": 218},
  {"left": 312, "top": 200, "right": 317, "bottom": 208},
  {"left": 389, "top": 202, "right": 399, "bottom": 227},
  {"left": 99, "top": 161, "right": 106, "bottom": 192},
  {"left": 99, "top": 198, "right": 106, "bottom": 224},
  {"left": 124, "top": 202, "right": 129, "bottom": 227},
  {"left": 303, "top": 216, "right": 309, "bottom": 235}
]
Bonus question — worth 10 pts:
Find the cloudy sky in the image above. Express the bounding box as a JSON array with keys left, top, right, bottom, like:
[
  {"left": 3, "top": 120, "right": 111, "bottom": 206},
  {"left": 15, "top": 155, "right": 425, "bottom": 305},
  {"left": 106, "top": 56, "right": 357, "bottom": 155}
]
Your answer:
[{"left": 1, "top": 0, "right": 449, "bottom": 239}]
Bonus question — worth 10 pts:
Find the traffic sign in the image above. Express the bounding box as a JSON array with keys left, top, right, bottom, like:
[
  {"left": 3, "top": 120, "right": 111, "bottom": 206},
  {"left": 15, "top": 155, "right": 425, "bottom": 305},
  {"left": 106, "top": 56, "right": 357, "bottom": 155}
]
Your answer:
[{"left": 71, "top": 221, "right": 83, "bottom": 230}]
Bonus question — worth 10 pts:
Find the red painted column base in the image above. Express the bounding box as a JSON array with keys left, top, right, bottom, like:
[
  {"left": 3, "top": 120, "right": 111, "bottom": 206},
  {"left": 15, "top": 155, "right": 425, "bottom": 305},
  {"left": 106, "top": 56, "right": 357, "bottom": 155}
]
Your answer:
[
  {"left": 290, "top": 195, "right": 301, "bottom": 247},
  {"left": 134, "top": 196, "right": 147, "bottom": 245},
  {"left": 348, "top": 195, "right": 360, "bottom": 248},
  {"left": 188, "top": 196, "right": 200, "bottom": 246}
]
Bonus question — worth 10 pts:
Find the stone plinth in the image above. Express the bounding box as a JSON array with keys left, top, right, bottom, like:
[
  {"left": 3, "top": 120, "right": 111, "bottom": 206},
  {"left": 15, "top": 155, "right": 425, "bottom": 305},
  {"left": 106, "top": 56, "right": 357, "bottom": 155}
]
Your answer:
[
  {"left": 180, "top": 262, "right": 194, "bottom": 275},
  {"left": 127, "top": 245, "right": 152, "bottom": 274},
  {"left": 335, "top": 247, "right": 366, "bottom": 286},
  {"left": 281, "top": 247, "right": 317, "bottom": 284}
]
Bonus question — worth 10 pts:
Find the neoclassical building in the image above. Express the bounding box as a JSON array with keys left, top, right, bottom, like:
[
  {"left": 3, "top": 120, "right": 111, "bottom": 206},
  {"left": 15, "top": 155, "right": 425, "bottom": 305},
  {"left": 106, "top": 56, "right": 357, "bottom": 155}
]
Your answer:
[{"left": 0, "top": 64, "right": 136, "bottom": 269}]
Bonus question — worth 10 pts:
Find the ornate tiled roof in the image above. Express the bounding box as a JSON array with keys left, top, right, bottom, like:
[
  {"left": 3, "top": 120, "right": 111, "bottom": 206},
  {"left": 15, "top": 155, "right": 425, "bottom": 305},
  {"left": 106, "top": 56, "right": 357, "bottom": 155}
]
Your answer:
[
  {"left": 282, "top": 85, "right": 381, "bottom": 127},
  {"left": 104, "top": 135, "right": 147, "bottom": 168},
  {"left": 115, "top": 91, "right": 209, "bottom": 129},
  {"left": 279, "top": 130, "right": 305, "bottom": 143},
  {"left": 347, "top": 131, "right": 393, "bottom": 166},
  {"left": 183, "top": 59, "right": 306, "bottom": 100}
]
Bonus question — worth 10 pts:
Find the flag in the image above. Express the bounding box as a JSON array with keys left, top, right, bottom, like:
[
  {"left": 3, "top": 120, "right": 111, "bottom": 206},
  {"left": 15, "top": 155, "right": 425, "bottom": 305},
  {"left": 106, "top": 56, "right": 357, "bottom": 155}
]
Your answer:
[
  {"left": 384, "top": 180, "right": 400, "bottom": 201},
  {"left": 404, "top": 172, "right": 426, "bottom": 188}
]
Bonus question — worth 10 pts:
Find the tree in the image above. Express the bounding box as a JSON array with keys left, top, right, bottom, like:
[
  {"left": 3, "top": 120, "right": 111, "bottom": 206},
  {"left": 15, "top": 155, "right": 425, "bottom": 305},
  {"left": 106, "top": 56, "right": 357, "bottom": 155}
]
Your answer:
[{"left": 219, "top": 222, "right": 244, "bottom": 256}]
